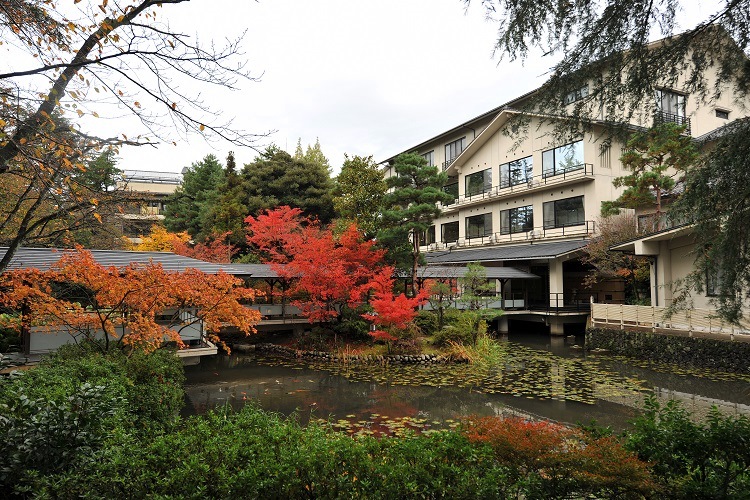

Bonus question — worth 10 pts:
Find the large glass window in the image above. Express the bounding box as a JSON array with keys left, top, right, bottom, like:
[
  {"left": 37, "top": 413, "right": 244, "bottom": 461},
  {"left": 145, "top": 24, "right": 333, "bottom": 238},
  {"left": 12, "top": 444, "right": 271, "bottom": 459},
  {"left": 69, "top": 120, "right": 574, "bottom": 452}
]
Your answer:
[
  {"left": 442, "top": 221, "right": 459, "bottom": 243},
  {"left": 443, "top": 182, "right": 458, "bottom": 203},
  {"left": 465, "top": 213, "right": 492, "bottom": 239},
  {"left": 542, "top": 141, "right": 584, "bottom": 178},
  {"left": 444, "top": 137, "right": 466, "bottom": 166},
  {"left": 543, "top": 196, "right": 585, "bottom": 229},
  {"left": 421, "top": 150, "right": 434, "bottom": 167},
  {"left": 500, "top": 156, "right": 533, "bottom": 188},
  {"left": 500, "top": 205, "right": 534, "bottom": 234},
  {"left": 465, "top": 168, "right": 492, "bottom": 197}
]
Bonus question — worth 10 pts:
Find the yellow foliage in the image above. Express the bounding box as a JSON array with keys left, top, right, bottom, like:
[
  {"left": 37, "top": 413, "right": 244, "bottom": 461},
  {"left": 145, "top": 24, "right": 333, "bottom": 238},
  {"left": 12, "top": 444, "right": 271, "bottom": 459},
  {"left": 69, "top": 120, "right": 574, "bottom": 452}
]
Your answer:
[{"left": 129, "top": 225, "right": 189, "bottom": 252}]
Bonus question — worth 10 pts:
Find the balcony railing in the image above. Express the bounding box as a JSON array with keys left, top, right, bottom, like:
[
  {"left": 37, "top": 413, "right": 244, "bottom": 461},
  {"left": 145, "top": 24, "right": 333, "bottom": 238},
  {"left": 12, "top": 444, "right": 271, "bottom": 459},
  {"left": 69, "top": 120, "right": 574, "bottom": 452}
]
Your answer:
[
  {"left": 654, "top": 111, "right": 691, "bottom": 135},
  {"left": 425, "top": 220, "right": 596, "bottom": 251},
  {"left": 442, "top": 156, "right": 458, "bottom": 171},
  {"left": 440, "top": 164, "right": 593, "bottom": 210}
]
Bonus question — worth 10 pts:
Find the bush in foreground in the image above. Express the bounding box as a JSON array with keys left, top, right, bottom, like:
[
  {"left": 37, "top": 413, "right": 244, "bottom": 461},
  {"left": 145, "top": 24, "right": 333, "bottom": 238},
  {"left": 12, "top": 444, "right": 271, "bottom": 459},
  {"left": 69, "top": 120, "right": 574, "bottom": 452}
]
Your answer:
[{"left": 0, "top": 344, "right": 184, "bottom": 495}]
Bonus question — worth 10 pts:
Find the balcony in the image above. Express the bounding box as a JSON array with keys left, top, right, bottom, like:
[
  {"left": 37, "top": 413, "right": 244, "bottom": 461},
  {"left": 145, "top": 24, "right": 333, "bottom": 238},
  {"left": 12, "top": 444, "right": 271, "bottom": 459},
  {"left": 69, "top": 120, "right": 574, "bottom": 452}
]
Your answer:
[
  {"left": 439, "top": 164, "right": 594, "bottom": 212},
  {"left": 442, "top": 156, "right": 458, "bottom": 171},
  {"left": 424, "top": 220, "right": 596, "bottom": 251},
  {"left": 654, "top": 111, "right": 691, "bottom": 135}
]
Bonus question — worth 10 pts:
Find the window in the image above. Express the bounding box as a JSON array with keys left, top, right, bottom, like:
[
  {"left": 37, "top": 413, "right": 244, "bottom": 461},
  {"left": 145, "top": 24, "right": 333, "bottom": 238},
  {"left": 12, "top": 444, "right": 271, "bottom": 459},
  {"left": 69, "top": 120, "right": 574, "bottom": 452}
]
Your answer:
[
  {"left": 465, "top": 168, "right": 492, "bottom": 197},
  {"left": 706, "top": 265, "right": 724, "bottom": 297},
  {"left": 655, "top": 89, "right": 686, "bottom": 118},
  {"left": 500, "top": 156, "right": 533, "bottom": 188},
  {"left": 424, "top": 225, "right": 436, "bottom": 245},
  {"left": 444, "top": 137, "right": 466, "bottom": 166},
  {"left": 563, "top": 84, "right": 589, "bottom": 105},
  {"left": 442, "top": 221, "right": 459, "bottom": 243},
  {"left": 543, "top": 196, "right": 585, "bottom": 229},
  {"left": 500, "top": 205, "right": 534, "bottom": 234},
  {"left": 422, "top": 150, "right": 435, "bottom": 166},
  {"left": 466, "top": 213, "right": 492, "bottom": 239},
  {"left": 443, "top": 182, "right": 458, "bottom": 203},
  {"left": 716, "top": 109, "right": 730, "bottom": 120},
  {"left": 542, "top": 141, "right": 584, "bottom": 178}
]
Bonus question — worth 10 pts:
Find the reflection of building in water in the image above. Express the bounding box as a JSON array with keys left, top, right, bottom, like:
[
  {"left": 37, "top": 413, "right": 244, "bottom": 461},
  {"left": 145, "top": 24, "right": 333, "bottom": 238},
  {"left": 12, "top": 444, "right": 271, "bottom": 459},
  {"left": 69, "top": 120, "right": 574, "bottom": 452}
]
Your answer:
[{"left": 117, "top": 169, "right": 181, "bottom": 242}]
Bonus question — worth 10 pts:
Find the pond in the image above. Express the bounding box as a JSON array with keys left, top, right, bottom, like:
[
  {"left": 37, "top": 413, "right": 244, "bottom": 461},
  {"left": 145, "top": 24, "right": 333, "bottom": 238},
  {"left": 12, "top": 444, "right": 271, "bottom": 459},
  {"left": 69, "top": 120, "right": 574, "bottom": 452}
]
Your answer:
[{"left": 183, "top": 332, "right": 750, "bottom": 433}]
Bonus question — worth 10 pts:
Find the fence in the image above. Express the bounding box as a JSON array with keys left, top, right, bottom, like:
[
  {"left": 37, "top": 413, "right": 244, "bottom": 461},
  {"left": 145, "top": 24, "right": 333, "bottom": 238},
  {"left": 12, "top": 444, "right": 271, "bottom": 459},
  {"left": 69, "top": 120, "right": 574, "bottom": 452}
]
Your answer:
[{"left": 590, "top": 301, "right": 750, "bottom": 338}]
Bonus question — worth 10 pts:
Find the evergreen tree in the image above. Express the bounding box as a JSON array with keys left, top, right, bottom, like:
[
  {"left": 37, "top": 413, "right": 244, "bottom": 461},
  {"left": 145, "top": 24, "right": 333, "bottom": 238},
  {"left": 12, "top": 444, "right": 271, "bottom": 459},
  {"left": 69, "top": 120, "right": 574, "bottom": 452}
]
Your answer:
[
  {"left": 304, "top": 138, "right": 332, "bottom": 174},
  {"left": 379, "top": 153, "right": 454, "bottom": 292},
  {"left": 163, "top": 154, "right": 225, "bottom": 239},
  {"left": 333, "top": 155, "right": 387, "bottom": 239},
  {"left": 202, "top": 151, "right": 248, "bottom": 248},
  {"left": 241, "top": 146, "right": 334, "bottom": 223},
  {"left": 293, "top": 138, "right": 304, "bottom": 160},
  {"left": 602, "top": 122, "right": 698, "bottom": 228}
]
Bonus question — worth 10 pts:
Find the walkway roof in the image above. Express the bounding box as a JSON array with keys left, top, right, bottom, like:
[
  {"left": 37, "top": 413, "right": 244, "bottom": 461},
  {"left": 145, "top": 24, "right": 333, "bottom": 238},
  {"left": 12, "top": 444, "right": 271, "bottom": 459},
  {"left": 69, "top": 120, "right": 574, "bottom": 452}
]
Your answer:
[
  {"left": 414, "top": 266, "right": 539, "bottom": 280},
  {"left": 0, "top": 247, "right": 235, "bottom": 274},
  {"left": 425, "top": 240, "right": 589, "bottom": 265}
]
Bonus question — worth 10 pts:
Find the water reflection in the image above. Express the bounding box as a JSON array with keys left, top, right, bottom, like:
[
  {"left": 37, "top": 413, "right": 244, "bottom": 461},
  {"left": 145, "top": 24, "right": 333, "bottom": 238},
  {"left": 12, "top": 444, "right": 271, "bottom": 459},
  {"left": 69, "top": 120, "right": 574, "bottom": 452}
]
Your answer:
[{"left": 183, "top": 334, "right": 750, "bottom": 432}]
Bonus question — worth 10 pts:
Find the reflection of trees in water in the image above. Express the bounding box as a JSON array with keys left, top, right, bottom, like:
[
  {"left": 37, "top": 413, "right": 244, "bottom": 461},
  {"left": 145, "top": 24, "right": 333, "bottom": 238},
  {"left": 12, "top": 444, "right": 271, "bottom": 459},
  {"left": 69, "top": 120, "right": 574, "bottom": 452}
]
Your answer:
[{"left": 182, "top": 346, "right": 750, "bottom": 429}]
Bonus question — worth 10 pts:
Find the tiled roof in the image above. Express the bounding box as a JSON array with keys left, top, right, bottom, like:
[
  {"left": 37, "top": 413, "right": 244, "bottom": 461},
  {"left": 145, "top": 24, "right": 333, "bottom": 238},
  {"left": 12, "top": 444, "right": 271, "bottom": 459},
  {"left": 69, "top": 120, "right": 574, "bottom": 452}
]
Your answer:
[
  {"left": 0, "top": 247, "right": 235, "bottom": 274},
  {"left": 425, "top": 240, "right": 589, "bottom": 264}
]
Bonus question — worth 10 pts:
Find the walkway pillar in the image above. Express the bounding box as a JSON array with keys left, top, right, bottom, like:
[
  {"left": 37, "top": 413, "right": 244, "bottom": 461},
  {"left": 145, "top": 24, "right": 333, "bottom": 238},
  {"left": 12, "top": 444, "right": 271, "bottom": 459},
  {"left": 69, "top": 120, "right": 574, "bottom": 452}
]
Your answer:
[
  {"left": 549, "top": 316, "right": 565, "bottom": 336},
  {"left": 548, "top": 257, "right": 565, "bottom": 308}
]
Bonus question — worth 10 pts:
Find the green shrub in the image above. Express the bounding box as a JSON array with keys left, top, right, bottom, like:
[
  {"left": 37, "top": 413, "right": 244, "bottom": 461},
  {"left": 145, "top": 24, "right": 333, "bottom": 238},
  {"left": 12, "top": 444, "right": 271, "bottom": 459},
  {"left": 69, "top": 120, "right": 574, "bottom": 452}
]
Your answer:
[
  {"left": 0, "top": 345, "right": 185, "bottom": 496},
  {"left": 413, "top": 310, "right": 439, "bottom": 335},
  {"left": 626, "top": 396, "right": 750, "bottom": 499},
  {"left": 0, "top": 382, "right": 126, "bottom": 495},
  {"left": 47, "top": 405, "right": 511, "bottom": 499},
  {"left": 332, "top": 304, "right": 372, "bottom": 340}
]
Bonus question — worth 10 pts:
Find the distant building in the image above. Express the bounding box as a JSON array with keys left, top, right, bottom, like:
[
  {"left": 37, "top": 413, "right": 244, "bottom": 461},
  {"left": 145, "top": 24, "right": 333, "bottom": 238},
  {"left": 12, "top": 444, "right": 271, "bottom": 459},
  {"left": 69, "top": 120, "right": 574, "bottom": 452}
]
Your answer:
[{"left": 118, "top": 170, "right": 182, "bottom": 242}]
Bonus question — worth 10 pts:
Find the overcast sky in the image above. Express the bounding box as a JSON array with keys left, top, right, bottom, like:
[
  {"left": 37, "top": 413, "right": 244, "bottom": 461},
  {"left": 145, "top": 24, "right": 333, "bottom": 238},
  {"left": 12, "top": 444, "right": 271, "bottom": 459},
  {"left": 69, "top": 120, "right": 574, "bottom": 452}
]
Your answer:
[
  {"left": 5, "top": 0, "right": 711, "bottom": 176},
  {"left": 113, "top": 0, "right": 556, "bottom": 175}
]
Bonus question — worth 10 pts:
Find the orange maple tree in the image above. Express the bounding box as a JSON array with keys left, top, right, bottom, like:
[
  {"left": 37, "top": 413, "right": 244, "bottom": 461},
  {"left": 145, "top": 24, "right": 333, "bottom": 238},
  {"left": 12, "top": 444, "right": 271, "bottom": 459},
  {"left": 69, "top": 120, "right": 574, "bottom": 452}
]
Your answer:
[
  {"left": 245, "top": 206, "right": 386, "bottom": 324},
  {"left": 0, "top": 249, "right": 260, "bottom": 353}
]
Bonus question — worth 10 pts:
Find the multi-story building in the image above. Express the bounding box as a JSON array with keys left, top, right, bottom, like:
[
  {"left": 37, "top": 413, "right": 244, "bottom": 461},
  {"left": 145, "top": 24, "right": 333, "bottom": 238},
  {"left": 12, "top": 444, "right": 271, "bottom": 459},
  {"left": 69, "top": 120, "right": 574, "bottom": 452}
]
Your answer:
[
  {"left": 381, "top": 40, "right": 749, "bottom": 335},
  {"left": 117, "top": 169, "right": 182, "bottom": 241}
]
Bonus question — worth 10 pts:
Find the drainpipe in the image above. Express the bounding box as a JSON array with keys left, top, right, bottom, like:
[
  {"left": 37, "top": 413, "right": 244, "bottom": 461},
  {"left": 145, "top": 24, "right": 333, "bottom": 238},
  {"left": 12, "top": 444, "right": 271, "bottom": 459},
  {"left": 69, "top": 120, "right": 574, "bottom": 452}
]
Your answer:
[{"left": 463, "top": 125, "right": 476, "bottom": 142}]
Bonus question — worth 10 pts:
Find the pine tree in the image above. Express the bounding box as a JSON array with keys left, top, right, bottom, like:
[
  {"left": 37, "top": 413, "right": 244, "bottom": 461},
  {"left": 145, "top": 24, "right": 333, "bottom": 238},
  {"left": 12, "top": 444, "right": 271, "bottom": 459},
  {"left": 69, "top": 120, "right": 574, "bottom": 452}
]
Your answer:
[{"left": 380, "top": 153, "right": 455, "bottom": 292}]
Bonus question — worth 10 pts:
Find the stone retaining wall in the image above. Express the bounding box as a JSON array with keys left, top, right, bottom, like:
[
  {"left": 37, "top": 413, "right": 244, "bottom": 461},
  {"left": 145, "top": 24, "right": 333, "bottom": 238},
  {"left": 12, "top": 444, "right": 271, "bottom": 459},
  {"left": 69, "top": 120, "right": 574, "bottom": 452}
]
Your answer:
[
  {"left": 586, "top": 327, "right": 750, "bottom": 374},
  {"left": 233, "top": 343, "right": 466, "bottom": 364}
]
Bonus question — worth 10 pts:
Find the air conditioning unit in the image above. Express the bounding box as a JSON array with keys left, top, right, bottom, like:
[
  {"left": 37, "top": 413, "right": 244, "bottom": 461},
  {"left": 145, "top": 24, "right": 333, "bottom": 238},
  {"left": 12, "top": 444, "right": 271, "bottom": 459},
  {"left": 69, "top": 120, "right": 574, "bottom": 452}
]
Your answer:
[{"left": 528, "top": 229, "right": 542, "bottom": 239}]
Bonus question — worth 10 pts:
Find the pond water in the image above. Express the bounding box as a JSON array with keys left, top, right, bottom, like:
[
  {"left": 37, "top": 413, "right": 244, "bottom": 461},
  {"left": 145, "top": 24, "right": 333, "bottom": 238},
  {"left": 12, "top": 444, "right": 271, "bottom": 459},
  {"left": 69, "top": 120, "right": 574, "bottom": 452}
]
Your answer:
[{"left": 183, "top": 333, "right": 750, "bottom": 433}]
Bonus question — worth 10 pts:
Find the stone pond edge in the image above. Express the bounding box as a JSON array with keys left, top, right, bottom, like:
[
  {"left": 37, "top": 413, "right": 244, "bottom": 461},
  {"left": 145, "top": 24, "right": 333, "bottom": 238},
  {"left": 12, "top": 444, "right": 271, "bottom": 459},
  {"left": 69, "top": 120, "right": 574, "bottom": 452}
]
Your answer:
[{"left": 585, "top": 327, "right": 750, "bottom": 374}]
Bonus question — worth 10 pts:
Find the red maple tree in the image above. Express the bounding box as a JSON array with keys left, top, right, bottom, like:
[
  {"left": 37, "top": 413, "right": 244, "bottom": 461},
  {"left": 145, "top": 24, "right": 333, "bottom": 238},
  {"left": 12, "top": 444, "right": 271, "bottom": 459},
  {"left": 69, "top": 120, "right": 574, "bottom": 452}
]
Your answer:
[
  {"left": 245, "top": 206, "right": 385, "bottom": 324},
  {"left": 172, "top": 231, "right": 237, "bottom": 264},
  {"left": 362, "top": 267, "right": 428, "bottom": 342}
]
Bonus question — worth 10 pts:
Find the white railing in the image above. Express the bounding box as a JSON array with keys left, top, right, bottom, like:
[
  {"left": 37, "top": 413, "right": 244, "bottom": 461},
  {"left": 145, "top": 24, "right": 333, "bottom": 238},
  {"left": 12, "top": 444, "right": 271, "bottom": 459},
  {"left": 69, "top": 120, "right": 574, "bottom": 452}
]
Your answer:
[{"left": 590, "top": 302, "right": 750, "bottom": 338}]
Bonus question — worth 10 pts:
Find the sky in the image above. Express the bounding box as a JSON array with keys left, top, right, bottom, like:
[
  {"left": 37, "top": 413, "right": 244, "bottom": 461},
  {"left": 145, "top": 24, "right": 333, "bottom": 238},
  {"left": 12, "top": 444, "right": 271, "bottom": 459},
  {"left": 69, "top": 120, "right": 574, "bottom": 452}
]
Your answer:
[
  {"left": 4, "top": 0, "right": 712, "bottom": 176},
  {"left": 116, "top": 0, "right": 556, "bottom": 175}
]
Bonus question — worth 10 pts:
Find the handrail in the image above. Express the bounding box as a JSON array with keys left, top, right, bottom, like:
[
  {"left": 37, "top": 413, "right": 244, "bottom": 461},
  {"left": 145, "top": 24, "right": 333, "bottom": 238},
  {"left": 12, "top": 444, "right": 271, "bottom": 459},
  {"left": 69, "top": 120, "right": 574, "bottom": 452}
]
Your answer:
[{"left": 442, "top": 163, "right": 593, "bottom": 208}]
